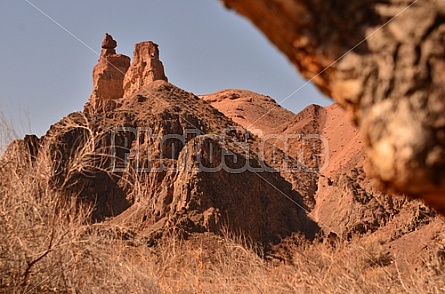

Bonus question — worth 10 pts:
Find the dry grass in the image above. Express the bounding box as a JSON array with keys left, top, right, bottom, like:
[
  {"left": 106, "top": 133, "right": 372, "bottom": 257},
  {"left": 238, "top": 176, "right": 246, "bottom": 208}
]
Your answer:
[
  {"left": 0, "top": 112, "right": 19, "bottom": 155},
  {"left": 1, "top": 116, "right": 445, "bottom": 293}
]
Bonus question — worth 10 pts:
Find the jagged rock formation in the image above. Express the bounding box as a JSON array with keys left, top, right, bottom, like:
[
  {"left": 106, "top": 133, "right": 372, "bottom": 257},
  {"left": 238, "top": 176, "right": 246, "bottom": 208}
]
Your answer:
[
  {"left": 87, "top": 34, "right": 168, "bottom": 111},
  {"left": 123, "top": 41, "right": 168, "bottom": 98},
  {"left": 88, "top": 33, "right": 130, "bottom": 109},
  {"left": 221, "top": 0, "right": 445, "bottom": 211}
]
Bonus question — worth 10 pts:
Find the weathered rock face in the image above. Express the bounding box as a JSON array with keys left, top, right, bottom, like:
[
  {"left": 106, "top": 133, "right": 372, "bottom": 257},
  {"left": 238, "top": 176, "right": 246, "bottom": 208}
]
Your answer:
[
  {"left": 221, "top": 0, "right": 445, "bottom": 210},
  {"left": 88, "top": 34, "right": 130, "bottom": 110},
  {"left": 123, "top": 41, "right": 168, "bottom": 98}
]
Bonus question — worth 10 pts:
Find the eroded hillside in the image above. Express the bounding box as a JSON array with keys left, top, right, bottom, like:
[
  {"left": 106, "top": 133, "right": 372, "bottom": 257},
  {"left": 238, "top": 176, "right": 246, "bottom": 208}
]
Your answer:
[{"left": 1, "top": 34, "right": 444, "bottom": 293}]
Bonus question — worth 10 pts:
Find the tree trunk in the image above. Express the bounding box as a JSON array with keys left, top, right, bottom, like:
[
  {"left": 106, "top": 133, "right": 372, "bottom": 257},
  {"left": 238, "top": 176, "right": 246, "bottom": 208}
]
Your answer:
[{"left": 221, "top": 0, "right": 445, "bottom": 212}]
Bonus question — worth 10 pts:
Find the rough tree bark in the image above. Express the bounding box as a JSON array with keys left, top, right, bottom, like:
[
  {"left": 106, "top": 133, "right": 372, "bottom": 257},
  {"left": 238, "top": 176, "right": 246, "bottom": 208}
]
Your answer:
[{"left": 221, "top": 0, "right": 445, "bottom": 212}]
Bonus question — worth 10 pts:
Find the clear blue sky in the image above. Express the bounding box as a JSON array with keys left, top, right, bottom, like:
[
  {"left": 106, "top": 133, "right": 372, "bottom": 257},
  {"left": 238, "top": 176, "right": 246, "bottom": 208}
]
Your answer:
[{"left": 0, "top": 0, "right": 331, "bottom": 138}]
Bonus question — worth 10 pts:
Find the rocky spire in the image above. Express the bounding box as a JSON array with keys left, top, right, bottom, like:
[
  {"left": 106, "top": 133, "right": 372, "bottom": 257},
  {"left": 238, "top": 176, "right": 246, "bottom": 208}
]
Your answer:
[
  {"left": 86, "top": 34, "right": 168, "bottom": 111},
  {"left": 87, "top": 33, "right": 131, "bottom": 110},
  {"left": 123, "top": 41, "right": 168, "bottom": 98}
]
